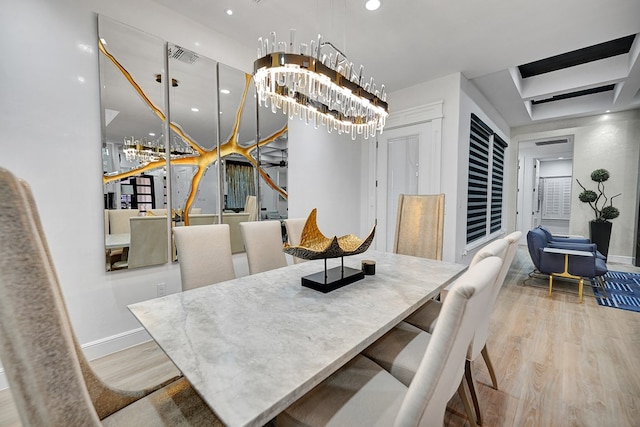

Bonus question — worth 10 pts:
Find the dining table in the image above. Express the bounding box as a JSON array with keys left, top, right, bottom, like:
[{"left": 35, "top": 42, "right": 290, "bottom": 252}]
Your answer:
[{"left": 128, "top": 249, "right": 467, "bottom": 427}]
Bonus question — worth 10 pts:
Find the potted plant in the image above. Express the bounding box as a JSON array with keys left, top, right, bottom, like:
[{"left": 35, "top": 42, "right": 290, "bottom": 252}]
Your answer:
[{"left": 576, "top": 168, "right": 621, "bottom": 259}]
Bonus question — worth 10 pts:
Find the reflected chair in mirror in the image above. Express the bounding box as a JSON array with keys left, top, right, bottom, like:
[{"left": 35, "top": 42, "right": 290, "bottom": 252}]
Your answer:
[
  {"left": 112, "top": 216, "right": 168, "bottom": 270},
  {"left": 174, "top": 224, "right": 236, "bottom": 291},
  {"left": 188, "top": 213, "right": 218, "bottom": 226},
  {"left": 240, "top": 220, "right": 287, "bottom": 274},
  {"left": 283, "top": 218, "right": 307, "bottom": 264},
  {"left": 107, "top": 209, "right": 139, "bottom": 234},
  {"left": 394, "top": 193, "right": 445, "bottom": 260},
  {"left": 244, "top": 195, "right": 258, "bottom": 222},
  {"left": 403, "top": 231, "right": 521, "bottom": 424},
  {"left": 0, "top": 167, "right": 222, "bottom": 426},
  {"left": 277, "top": 256, "right": 503, "bottom": 427}
]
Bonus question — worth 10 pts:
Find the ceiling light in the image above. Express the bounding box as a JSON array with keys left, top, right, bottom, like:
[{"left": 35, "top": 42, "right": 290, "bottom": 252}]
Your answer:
[
  {"left": 253, "top": 31, "right": 389, "bottom": 140},
  {"left": 220, "top": 89, "right": 230, "bottom": 94},
  {"left": 191, "top": 107, "right": 199, "bottom": 112},
  {"left": 364, "top": 0, "right": 381, "bottom": 11},
  {"left": 149, "top": 132, "right": 156, "bottom": 136},
  {"left": 225, "top": 9, "right": 233, "bottom": 15},
  {"left": 606, "top": 110, "right": 611, "bottom": 113}
]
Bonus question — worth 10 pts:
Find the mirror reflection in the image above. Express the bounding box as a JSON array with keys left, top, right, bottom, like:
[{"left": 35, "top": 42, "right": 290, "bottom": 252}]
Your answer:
[
  {"left": 99, "top": 17, "right": 168, "bottom": 271},
  {"left": 99, "top": 16, "right": 291, "bottom": 272}
]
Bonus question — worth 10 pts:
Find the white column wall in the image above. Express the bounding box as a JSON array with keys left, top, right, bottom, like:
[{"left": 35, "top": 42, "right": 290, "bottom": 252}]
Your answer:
[
  {"left": 287, "top": 119, "right": 364, "bottom": 238},
  {"left": 0, "top": 0, "right": 254, "bottom": 388}
]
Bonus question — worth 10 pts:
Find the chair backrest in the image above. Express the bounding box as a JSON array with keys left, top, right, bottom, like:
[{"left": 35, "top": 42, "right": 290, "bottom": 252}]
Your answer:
[
  {"left": 108, "top": 209, "right": 139, "bottom": 234},
  {"left": 174, "top": 224, "right": 236, "bottom": 291},
  {"left": 104, "top": 209, "right": 110, "bottom": 235},
  {"left": 466, "top": 237, "right": 511, "bottom": 361},
  {"left": 526, "top": 228, "right": 548, "bottom": 270},
  {"left": 284, "top": 218, "right": 307, "bottom": 264},
  {"left": 0, "top": 168, "right": 103, "bottom": 426},
  {"left": 147, "top": 208, "right": 167, "bottom": 216},
  {"left": 241, "top": 220, "right": 287, "bottom": 274},
  {"left": 188, "top": 213, "right": 219, "bottom": 226},
  {"left": 395, "top": 256, "right": 503, "bottom": 426},
  {"left": 127, "top": 216, "right": 168, "bottom": 269},
  {"left": 394, "top": 194, "right": 445, "bottom": 260},
  {"left": 244, "top": 195, "right": 258, "bottom": 222}
]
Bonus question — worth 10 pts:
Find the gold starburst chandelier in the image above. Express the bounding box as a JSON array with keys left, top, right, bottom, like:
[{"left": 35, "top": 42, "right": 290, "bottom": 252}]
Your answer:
[{"left": 253, "top": 31, "right": 389, "bottom": 140}]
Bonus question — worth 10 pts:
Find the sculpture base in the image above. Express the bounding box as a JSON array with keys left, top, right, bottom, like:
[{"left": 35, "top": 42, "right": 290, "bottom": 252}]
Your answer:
[{"left": 302, "top": 266, "right": 365, "bottom": 293}]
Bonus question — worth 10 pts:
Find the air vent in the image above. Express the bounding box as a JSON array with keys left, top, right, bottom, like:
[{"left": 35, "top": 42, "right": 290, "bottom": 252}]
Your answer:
[
  {"left": 531, "top": 84, "right": 615, "bottom": 105},
  {"left": 168, "top": 45, "right": 199, "bottom": 65},
  {"left": 535, "top": 139, "right": 569, "bottom": 146}
]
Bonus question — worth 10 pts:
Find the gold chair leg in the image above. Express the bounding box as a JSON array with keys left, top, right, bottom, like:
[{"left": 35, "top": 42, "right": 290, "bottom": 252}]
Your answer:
[
  {"left": 480, "top": 345, "right": 498, "bottom": 390},
  {"left": 458, "top": 379, "right": 478, "bottom": 427},
  {"left": 549, "top": 275, "right": 554, "bottom": 297},
  {"left": 579, "top": 278, "right": 583, "bottom": 303},
  {"left": 465, "top": 360, "right": 482, "bottom": 425}
]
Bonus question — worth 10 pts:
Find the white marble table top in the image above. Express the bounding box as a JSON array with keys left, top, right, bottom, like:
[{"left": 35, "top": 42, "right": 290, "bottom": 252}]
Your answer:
[
  {"left": 543, "top": 247, "right": 594, "bottom": 257},
  {"left": 105, "top": 233, "right": 130, "bottom": 249},
  {"left": 129, "top": 250, "right": 466, "bottom": 427}
]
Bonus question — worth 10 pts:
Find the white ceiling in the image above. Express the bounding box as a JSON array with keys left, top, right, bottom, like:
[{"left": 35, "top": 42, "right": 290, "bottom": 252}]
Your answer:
[{"left": 152, "top": 0, "right": 640, "bottom": 128}]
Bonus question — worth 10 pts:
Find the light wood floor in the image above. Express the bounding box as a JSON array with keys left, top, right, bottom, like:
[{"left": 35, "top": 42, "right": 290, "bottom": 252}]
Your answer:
[{"left": 1, "top": 247, "right": 639, "bottom": 426}]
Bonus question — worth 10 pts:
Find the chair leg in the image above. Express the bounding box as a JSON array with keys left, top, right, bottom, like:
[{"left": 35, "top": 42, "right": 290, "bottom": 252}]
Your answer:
[
  {"left": 464, "top": 359, "right": 482, "bottom": 425},
  {"left": 578, "top": 277, "right": 583, "bottom": 303},
  {"left": 480, "top": 345, "right": 498, "bottom": 390},
  {"left": 458, "top": 378, "right": 478, "bottom": 427},
  {"left": 548, "top": 275, "right": 554, "bottom": 297}
]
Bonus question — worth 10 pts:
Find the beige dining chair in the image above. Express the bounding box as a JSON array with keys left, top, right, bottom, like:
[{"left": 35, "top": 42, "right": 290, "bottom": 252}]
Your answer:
[
  {"left": 188, "top": 213, "right": 218, "bottom": 226},
  {"left": 107, "top": 208, "right": 139, "bottom": 234},
  {"left": 244, "top": 194, "right": 258, "bottom": 222},
  {"left": 277, "top": 256, "right": 502, "bottom": 427},
  {"left": 283, "top": 217, "right": 307, "bottom": 264},
  {"left": 394, "top": 193, "right": 445, "bottom": 260},
  {"left": 174, "top": 224, "right": 236, "bottom": 291},
  {"left": 112, "top": 216, "right": 168, "bottom": 270},
  {"left": 395, "top": 231, "right": 521, "bottom": 424},
  {"left": 240, "top": 220, "right": 287, "bottom": 274},
  {"left": 0, "top": 167, "right": 222, "bottom": 426}
]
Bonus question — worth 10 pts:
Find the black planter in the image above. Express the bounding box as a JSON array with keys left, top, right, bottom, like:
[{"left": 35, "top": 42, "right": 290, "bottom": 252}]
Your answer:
[{"left": 590, "top": 220, "right": 612, "bottom": 260}]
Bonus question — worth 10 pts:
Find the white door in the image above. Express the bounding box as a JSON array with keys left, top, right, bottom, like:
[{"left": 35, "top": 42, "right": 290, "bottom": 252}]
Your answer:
[{"left": 375, "top": 122, "right": 438, "bottom": 251}]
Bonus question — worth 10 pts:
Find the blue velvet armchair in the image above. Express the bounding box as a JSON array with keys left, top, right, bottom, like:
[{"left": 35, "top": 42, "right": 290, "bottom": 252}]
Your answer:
[{"left": 527, "top": 228, "right": 608, "bottom": 302}]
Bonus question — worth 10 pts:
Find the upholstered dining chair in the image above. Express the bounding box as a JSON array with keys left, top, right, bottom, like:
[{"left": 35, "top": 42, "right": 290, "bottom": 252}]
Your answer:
[
  {"left": 174, "top": 224, "right": 236, "bottom": 291},
  {"left": 283, "top": 218, "right": 307, "bottom": 264},
  {"left": 244, "top": 194, "right": 258, "bottom": 222},
  {"left": 396, "top": 231, "right": 522, "bottom": 424},
  {"left": 0, "top": 167, "right": 222, "bottom": 426},
  {"left": 241, "top": 220, "right": 287, "bottom": 274},
  {"left": 112, "top": 216, "right": 168, "bottom": 270},
  {"left": 107, "top": 209, "right": 139, "bottom": 234},
  {"left": 277, "top": 256, "right": 503, "bottom": 427},
  {"left": 394, "top": 194, "right": 445, "bottom": 260}
]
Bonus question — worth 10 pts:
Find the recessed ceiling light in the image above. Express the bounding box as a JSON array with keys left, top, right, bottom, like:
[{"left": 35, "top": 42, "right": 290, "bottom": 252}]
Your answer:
[
  {"left": 149, "top": 132, "right": 156, "bottom": 136},
  {"left": 191, "top": 107, "right": 200, "bottom": 112},
  {"left": 220, "top": 89, "right": 230, "bottom": 94},
  {"left": 365, "top": 0, "right": 381, "bottom": 11},
  {"left": 225, "top": 9, "right": 233, "bottom": 15},
  {"left": 606, "top": 110, "right": 611, "bottom": 113}
]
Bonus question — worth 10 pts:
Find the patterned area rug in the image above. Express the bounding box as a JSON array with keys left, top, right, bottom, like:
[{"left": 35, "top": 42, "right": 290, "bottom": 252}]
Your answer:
[{"left": 593, "top": 271, "right": 640, "bottom": 312}]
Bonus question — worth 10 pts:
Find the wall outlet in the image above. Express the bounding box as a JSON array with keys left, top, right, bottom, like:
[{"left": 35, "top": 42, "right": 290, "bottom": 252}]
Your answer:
[{"left": 157, "top": 282, "right": 167, "bottom": 297}]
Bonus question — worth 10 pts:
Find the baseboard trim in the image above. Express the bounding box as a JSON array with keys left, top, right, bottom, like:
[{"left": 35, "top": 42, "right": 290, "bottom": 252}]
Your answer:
[
  {"left": 608, "top": 255, "right": 634, "bottom": 265},
  {"left": 0, "top": 327, "right": 151, "bottom": 391}
]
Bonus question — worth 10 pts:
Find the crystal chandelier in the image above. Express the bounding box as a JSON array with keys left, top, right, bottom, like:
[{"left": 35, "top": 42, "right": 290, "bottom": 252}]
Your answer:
[
  {"left": 123, "top": 136, "right": 195, "bottom": 165},
  {"left": 253, "top": 31, "right": 389, "bottom": 140}
]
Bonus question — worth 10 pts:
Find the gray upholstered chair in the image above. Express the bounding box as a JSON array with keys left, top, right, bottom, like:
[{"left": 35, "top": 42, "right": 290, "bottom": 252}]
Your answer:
[
  {"left": 394, "top": 194, "right": 445, "bottom": 260},
  {"left": 390, "top": 231, "right": 521, "bottom": 424},
  {"left": 0, "top": 167, "right": 222, "bottom": 426},
  {"left": 240, "top": 220, "right": 287, "bottom": 274},
  {"left": 112, "top": 216, "right": 168, "bottom": 270},
  {"left": 174, "top": 224, "right": 236, "bottom": 291},
  {"left": 277, "top": 256, "right": 503, "bottom": 427},
  {"left": 283, "top": 218, "right": 307, "bottom": 264}
]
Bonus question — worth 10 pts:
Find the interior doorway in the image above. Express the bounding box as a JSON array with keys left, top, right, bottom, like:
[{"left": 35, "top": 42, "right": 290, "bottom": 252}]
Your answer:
[{"left": 516, "top": 136, "right": 575, "bottom": 239}]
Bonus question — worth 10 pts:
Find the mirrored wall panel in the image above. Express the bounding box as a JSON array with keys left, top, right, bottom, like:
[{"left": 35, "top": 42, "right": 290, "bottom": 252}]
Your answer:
[
  {"left": 99, "top": 16, "right": 169, "bottom": 271},
  {"left": 98, "top": 16, "right": 290, "bottom": 271}
]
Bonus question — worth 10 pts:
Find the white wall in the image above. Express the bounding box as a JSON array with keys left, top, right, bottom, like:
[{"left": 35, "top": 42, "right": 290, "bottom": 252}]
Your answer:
[
  {"left": 0, "top": 0, "right": 254, "bottom": 388},
  {"left": 287, "top": 119, "right": 364, "bottom": 238},
  {"left": 512, "top": 110, "right": 640, "bottom": 263}
]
